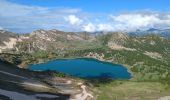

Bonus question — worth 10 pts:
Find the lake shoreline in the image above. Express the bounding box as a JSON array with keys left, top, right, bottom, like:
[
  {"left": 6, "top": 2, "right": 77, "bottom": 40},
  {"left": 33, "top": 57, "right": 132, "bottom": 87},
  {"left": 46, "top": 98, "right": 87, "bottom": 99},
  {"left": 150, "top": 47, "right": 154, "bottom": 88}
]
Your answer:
[
  {"left": 19, "top": 55, "right": 133, "bottom": 80},
  {"left": 28, "top": 57, "right": 132, "bottom": 79}
]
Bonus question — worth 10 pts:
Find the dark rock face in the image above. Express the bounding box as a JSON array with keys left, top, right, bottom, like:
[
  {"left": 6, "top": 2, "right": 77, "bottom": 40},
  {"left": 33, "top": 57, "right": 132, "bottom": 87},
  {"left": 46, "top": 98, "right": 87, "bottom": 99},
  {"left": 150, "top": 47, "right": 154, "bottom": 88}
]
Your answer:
[{"left": 0, "top": 59, "right": 71, "bottom": 100}]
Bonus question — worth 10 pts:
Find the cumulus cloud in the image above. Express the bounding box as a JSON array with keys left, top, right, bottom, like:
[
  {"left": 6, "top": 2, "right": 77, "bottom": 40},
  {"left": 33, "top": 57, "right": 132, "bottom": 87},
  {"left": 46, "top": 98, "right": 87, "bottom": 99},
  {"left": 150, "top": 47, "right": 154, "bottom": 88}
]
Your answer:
[
  {"left": 83, "top": 23, "right": 96, "bottom": 32},
  {"left": 1, "top": 0, "right": 170, "bottom": 33},
  {"left": 65, "top": 15, "right": 83, "bottom": 25},
  {"left": 0, "top": 0, "right": 81, "bottom": 32},
  {"left": 110, "top": 13, "right": 170, "bottom": 31},
  {"left": 82, "top": 23, "right": 114, "bottom": 32},
  {"left": 82, "top": 13, "right": 170, "bottom": 32},
  {"left": 111, "top": 14, "right": 157, "bottom": 28},
  {"left": 97, "top": 24, "right": 114, "bottom": 31}
]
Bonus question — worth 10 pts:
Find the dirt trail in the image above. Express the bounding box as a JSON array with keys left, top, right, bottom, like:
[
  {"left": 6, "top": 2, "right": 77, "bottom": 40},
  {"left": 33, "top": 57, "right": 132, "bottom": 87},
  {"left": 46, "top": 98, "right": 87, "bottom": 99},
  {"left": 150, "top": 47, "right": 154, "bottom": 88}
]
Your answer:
[{"left": 71, "top": 85, "right": 93, "bottom": 100}]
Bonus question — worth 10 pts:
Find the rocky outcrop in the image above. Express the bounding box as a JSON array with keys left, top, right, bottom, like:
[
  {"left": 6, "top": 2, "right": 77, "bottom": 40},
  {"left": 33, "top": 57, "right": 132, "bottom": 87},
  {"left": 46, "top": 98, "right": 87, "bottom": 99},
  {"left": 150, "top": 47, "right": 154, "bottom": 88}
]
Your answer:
[
  {"left": 0, "top": 30, "right": 18, "bottom": 53},
  {"left": 15, "top": 29, "right": 96, "bottom": 52},
  {"left": 0, "top": 60, "right": 94, "bottom": 100}
]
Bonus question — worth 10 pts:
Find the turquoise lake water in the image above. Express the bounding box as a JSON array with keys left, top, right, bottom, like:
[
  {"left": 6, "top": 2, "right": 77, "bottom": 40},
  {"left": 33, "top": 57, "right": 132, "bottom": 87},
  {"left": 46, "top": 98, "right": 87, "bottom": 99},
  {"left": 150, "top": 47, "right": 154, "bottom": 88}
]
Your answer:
[{"left": 29, "top": 58, "right": 131, "bottom": 79}]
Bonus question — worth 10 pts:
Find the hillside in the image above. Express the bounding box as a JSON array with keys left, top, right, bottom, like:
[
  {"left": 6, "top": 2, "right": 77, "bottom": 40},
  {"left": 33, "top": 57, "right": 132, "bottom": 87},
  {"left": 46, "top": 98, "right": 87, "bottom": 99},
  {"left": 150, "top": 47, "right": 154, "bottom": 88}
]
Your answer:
[
  {"left": 0, "top": 30, "right": 170, "bottom": 82},
  {"left": 16, "top": 29, "right": 100, "bottom": 53},
  {"left": 0, "top": 29, "right": 170, "bottom": 100}
]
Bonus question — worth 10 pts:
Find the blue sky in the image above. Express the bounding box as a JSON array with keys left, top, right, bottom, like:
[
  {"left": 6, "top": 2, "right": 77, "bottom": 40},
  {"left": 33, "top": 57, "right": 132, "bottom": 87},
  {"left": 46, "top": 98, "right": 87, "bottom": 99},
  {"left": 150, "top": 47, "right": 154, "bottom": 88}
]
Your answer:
[
  {"left": 7, "top": 0, "right": 170, "bottom": 12},
  {"left": 1, "top": 0, "right": 170, "bottom": 33}
]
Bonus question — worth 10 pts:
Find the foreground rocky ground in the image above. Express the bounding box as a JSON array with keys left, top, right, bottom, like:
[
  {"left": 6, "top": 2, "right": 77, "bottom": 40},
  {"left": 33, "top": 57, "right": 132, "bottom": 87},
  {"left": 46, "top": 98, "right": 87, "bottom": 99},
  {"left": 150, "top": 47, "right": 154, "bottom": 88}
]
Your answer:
[{"left": 0, "top": 60, "right": 94, "bottom": 100}]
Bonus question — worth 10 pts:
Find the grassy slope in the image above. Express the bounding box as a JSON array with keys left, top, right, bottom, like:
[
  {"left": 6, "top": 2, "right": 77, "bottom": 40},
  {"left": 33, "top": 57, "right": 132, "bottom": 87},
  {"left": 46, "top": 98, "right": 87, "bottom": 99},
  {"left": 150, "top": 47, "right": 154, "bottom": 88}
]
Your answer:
[
  {"left": 95, "top": 81, "right": 170, "bottom": 100},
  {"left": 89, "top": 34, "right": 170, "bottom": 100}
]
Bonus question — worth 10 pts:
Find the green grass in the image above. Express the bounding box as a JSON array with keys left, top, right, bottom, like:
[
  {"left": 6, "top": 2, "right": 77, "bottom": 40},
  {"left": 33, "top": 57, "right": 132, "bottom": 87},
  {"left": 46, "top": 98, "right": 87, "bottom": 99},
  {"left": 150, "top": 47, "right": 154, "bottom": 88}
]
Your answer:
[{"left": 94, "top": 80, "right": 170, "bottom": 100}]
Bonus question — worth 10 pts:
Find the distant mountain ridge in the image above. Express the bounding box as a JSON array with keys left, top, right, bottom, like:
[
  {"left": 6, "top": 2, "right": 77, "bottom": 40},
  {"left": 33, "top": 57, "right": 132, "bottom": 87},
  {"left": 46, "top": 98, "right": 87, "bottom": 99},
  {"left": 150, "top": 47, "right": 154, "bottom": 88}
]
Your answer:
[
  {"left": 0, "top": 29, "right": 169, "bottom": 53},
  {"left": 128, "top": 28, "right": 170, "bottom": 38}
]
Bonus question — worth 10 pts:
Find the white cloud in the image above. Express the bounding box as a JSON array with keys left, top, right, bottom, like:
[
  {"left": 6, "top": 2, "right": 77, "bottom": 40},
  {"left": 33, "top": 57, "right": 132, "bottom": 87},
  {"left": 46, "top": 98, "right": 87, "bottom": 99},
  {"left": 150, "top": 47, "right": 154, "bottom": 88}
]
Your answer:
[
  {"left": 58, "top": 9, "right": 81, "bottom": 14},
  {"left": 81, "top": 13, "right": 170, "bottom": 32},
  {"left": 0, "top": 0, "right": 81, "bottom": 32},
  {"left": 0, "top": 0, "right": 48, "bottom": 17},
  {"left": 112, "top": 14, "right": 157, "bottom": 27},
  {"left": 97, "top": 24, "right": 114, "bottom": 31},
  {"left": 1, "top": 0, "right": 170, "bottom": 33},
  {"left": 110, "top": 13, "right": 170, "bottom": 31},
  {"left": 83, "top": 23, "right": 96, "bottom": 32},
  {"left": 82, "top": 23, "right": 113, "bottom": 32},
  {"left": 65, "top": 15, "right": 83, "bottom": 25}
]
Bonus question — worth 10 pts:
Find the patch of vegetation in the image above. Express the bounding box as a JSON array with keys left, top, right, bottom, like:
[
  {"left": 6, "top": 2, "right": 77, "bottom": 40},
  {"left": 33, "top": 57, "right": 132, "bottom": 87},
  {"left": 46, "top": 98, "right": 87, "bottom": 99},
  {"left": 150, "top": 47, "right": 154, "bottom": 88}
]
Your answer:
[
  {"left": 52, "top": 71, "right": 67, "bottom": 78},
  {"left": 93, "top": 81, "right": 170, "bottom": 100}
]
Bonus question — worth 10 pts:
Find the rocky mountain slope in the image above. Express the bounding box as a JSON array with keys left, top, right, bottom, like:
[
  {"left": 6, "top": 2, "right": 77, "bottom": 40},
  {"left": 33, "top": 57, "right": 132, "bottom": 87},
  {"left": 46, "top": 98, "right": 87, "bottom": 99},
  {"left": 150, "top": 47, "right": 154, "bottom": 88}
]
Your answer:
[
  {"left": 14, "top": 29, "right": 99, "bottom": 53},
  {"left": 1, "top": 29, "right": 169, "bottom": 54},
  {"left": 0, "top": 30, "right": 18, "bottom": 53},
  {"left": 0, "top": 59, "right": 94, "bottom": 100}
]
